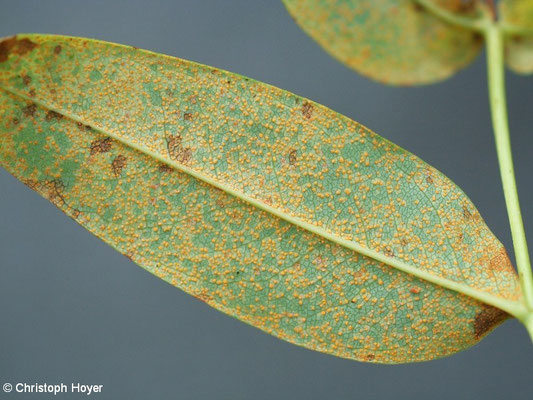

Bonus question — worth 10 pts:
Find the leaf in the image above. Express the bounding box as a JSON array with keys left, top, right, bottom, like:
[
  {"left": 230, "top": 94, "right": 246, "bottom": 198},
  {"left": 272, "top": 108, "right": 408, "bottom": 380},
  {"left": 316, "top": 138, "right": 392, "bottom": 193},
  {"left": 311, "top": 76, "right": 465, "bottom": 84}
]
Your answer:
[
  {"left": 282, "top": 0, "right": 484, "bottom": 85},
  {"left": 500, "top": 0, "right": 533, "bottom": 74},
  {"left": 0, "top": 34, "right": 523, "bottom": 363}
]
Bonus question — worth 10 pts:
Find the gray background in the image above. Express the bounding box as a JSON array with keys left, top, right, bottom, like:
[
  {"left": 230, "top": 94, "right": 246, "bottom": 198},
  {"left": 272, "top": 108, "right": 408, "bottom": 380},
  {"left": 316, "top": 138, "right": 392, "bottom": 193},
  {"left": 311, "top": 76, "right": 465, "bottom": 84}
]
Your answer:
[{"left": 0, "top": 1, "right": 532, "bottom": 399}]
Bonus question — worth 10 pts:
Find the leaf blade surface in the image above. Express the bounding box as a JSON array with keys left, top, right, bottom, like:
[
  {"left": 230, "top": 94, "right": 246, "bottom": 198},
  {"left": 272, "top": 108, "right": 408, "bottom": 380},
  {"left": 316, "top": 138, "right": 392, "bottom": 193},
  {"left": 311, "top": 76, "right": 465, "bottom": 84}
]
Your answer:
[
  {"left": 0, "top": 34, "right": 522, "bottom": 363},
  {"left": 282, "top": 0, "right": 483, "bottom": 85}
]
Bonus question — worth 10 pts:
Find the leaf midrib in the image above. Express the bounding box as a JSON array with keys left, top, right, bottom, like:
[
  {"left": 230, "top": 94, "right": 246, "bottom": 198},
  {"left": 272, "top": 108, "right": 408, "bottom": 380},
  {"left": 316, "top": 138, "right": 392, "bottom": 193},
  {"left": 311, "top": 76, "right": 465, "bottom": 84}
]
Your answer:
[{"left": 0, "top": 83, "right": 526, "bottom": 319}]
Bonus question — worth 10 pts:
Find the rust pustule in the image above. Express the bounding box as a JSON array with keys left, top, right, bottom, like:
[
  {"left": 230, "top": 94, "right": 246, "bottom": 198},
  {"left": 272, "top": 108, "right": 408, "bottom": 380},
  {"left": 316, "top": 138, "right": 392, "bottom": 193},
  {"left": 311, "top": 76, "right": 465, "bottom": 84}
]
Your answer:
[
  {"left": 0, "top": 36, "right": 37, "bottom": 62},
  {"left": 473, "top": 305, "right": 508, "bottom": 339}
]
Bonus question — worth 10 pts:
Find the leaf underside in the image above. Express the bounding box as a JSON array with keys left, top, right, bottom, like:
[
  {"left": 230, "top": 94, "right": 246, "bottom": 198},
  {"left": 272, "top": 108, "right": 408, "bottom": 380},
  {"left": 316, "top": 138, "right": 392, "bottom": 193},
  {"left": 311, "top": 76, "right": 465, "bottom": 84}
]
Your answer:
[
  {"left": 0, "top": 34, "right": 522, "bottom": 363},
  {"left": 282, "top": 0, "right": 483, "bottom": 85},
  {"left": 500, "top": 0, "right": 533, "bottom": 74}
]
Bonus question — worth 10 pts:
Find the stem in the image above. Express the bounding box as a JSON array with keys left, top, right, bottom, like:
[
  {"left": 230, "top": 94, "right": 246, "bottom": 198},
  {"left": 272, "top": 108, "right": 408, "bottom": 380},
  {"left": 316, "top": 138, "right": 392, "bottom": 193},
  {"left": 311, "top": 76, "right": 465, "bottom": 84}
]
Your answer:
[
  {"left": 485, "top": 26, "right": 533, "bottom": 316},
  {"left": 525, "top": 313, "right": 533, "bottom": 341}
]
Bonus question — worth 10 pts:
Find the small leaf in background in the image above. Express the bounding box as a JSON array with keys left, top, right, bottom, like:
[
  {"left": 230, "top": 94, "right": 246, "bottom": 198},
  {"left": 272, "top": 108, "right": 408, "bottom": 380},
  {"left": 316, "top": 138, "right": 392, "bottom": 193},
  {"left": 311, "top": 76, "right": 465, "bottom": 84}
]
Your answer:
[
  {"left": 0, "top": 35, "right": 522, "bottom": 363},
  {"left": 282, "top": 0, "right": 484, "bottom": 85},
  {"left": 500, "top": 0, "right": 533, "bottom": 74}
]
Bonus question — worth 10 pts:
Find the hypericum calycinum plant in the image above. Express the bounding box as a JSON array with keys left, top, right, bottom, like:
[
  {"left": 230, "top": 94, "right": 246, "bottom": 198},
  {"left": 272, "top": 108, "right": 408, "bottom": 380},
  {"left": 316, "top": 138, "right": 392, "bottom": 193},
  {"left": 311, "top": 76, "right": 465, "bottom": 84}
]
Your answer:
[{"left": 0, "top": 0, "right": 531, "bottom": 364}]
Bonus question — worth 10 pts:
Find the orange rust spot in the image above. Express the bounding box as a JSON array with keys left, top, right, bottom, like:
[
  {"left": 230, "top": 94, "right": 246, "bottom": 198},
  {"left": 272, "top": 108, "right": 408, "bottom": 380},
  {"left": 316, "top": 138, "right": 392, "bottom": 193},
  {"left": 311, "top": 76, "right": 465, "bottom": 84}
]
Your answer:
[
  {"left": 489, "top": 247, "right": 514, "bottom": 273},
  {"left": 409, "top": 287, "right": 421, "bottom": 294}
]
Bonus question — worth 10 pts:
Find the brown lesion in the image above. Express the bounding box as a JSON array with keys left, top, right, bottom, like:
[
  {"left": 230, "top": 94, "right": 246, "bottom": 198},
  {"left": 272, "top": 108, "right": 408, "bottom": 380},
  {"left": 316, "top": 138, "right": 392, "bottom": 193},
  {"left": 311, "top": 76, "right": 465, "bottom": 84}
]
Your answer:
[
  {"left": 21, "top": 75, "right": 32, "bottom": 86},
  {"left": 473, "top": 304, "right": 509, "bottom": 339},
  {"left": 112, "top": 155, "right": 127, "bottom": 177},
  {"left": 158, "top": 163, "right": 174, "bottom": 173},
  {"left": 54, "top": 45, "right": 62, "bottom": 55},
  {"left": 90, "top": 137, "right": 112, "bottom": 155},
  {"left": 462, "top": 204, "right": 473, "bottom": 220},
  {"left": 46, "top": 110, "right": 63, "bottom": 121},
  {"left": 183, "top": 112, "right": 193, "bottom": 121},
  {"left": 301, "top": 101, "right": 313, "bottom": 119},
  {"left": 22, "top": 103, "right": 36, "bottom": 117},
  {"left": 288, "top": 149, "right": 298, "bottom": 166},
  {"left": 42, "top": 179, "right": 67, "bottom": 207},
  {"left": 166, "top": 135, "right": 193, "bottom": 164},
  {"left": 0, "top": 36, "right": 37, "bottom": 62},
  {"left": 489, "top": 247, "right": 514, "bottom": 273},
  {"left": 77, "top": 122, "right": 93, "bottom": 132}
]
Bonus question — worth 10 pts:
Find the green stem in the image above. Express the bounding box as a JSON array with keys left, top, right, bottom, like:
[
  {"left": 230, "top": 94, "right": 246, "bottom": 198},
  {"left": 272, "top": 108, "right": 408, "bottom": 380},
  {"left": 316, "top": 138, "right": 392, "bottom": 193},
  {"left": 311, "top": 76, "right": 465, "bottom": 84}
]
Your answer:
[{"left": 485, "top": 26, "right": 533, "bottom": 320}]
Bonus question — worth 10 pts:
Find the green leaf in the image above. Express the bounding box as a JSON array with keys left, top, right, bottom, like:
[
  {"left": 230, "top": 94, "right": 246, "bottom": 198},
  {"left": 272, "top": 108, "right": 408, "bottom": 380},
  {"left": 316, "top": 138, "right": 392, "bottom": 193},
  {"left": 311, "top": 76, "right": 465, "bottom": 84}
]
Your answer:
[
  {"left": 0, "top": 34, "right": 523, "bottom": 363},
  {"left": 282, "top": 0, "right": 484, "bottom": 85},
  {"left": 500, "top": 0, "right": 533, "bottom": 74}
]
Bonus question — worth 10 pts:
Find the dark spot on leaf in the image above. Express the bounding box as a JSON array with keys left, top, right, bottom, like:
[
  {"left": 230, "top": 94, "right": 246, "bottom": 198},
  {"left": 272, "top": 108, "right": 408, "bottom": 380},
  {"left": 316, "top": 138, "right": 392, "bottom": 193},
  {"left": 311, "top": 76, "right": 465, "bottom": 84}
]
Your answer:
[
  {"left": 385, "top": 247, "right": 395, "bottom": 258},
  {"left": 365, "top": 354, "right": 375, "bottom": 361},
  {"left": 426, "top": 175, "right": 433, "bottom": 185},
  {"left": 0, "top": 36, "right": 37, "bottom": 62},
  {"left": 12, "top": 118, "right": 19, "bottom": 125},
  {"left": 158, "top": 163, "right": 174, "bottom": 173},
  {"left": 22, "top": 75, "right": 31, "bottom": 86},
  {"left": 167, "top": 135, "right": 193, "bottom": 164},
  {"left": 301, "top": 101, "right": 313, "bottom": 119},
  {"left": 112, "top": 155, "right": 127, "bottom": 177},
  {"left": 43, "top": 179, "right": 67, "bottom": 207},
  {"left": 22, "top": 103, "right": 36, "bottom": 117},
  {"left": 15, "top": 38, "right": 37, "bottom": 55},
  {"left": 0, "top": 37, "right": 16, "bottom": 62},
  {"left": 462, "top": 204, "right": 472, "bottom": 220},
  {"left": 473, "top": 305, "right": 508, "bottom": 339},
  {"left": 46, "top": 110, "right": 63, "bottom": 121},
  {"left": 184, "top": 112, "right": 193, "bottom": 121},
  {"left": 54, "top": 45, "right": 62, "bottom": 54},
  {"left": 473, "top": 32, "right": 483, "bottom": 44},
  {"left": 77, "top": 122, "right": 93, "bottom": 132},
  {"left": 28, "top": 89, "right": 35, "bottom": 97},
  {"left": 90, "top": 137, "right": 112, "bottom": 155},
  {"left": 412, "top": 2, "right": 424, "bottom": 12},
  {"left": 288, "top": 149, "right": 297, "bottom": 166}
]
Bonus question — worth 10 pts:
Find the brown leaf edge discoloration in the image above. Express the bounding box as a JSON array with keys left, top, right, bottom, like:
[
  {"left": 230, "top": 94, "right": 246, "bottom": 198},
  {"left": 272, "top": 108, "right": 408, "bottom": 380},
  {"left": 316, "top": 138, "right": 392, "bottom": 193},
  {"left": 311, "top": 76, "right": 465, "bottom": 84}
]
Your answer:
[
  {"left": 473, "top": 304, "right": 509, "bottom": 339},
  {"left": 0, "top": 35, "right": 37, "bottom": 63}
]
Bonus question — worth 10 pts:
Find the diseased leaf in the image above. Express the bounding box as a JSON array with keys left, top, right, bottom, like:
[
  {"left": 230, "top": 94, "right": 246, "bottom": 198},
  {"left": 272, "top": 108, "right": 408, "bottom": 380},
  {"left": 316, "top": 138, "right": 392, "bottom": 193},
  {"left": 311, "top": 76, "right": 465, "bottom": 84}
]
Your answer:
[
  {"left": 282, "top": 0, "right": 483, "bottom": 85},
  {"left": 500, "top": 0, "right": 533, "bottom": 74},
  {"left": 0, "top": 34, "right": 523, "bottom": 363}
]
